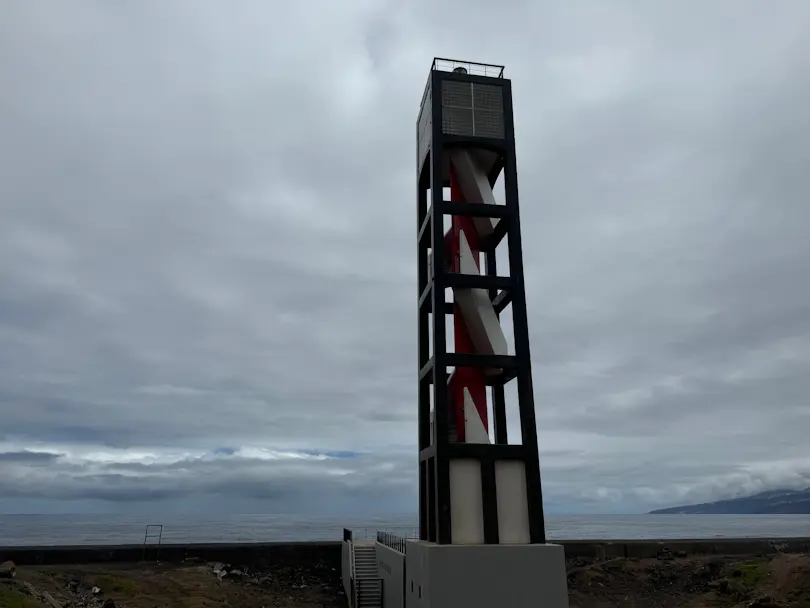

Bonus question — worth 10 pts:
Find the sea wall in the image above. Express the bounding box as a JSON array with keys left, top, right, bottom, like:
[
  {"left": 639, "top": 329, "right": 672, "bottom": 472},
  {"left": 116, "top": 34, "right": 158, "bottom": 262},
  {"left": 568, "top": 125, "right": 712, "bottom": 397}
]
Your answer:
[
  {"left": 560, "top": 537, "right": 810, "bottom": 559},
  {"left": 0, "top": 541, "right": 344, "bottom": 568},
  {"left": 1, "top": 538, "right": 808, "bottom": 567}
]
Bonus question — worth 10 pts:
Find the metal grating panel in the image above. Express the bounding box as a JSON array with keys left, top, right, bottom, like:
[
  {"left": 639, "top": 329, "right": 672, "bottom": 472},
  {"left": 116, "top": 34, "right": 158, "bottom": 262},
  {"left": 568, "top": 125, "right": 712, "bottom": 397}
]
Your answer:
[
  {"left": 473, "top": 84, "right": 503, "bottom": 112},
  {"left": 441, "top": 80, "right": 504, "bottom": 139},
  {"left": 417, "top": 79, "right": 432, "bottom": 168},
  {"left": 442, "top": 107, "right": 474, "bottom": 136},
  {"left": 442, "top": 80, "right": 472, "bottom": 108},
  {"left": 473, "top": 84, "right": 504, "bottom": 138},
  {"left": 474, "top": 109, "right": 504, "bottom": 139}
]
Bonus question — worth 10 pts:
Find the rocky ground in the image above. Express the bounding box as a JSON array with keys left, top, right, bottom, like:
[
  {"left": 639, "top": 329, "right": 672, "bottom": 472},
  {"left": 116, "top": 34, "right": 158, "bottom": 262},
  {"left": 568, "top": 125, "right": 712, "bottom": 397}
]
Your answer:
[
  {"left": 567, "top": 551, "right": 810, "bottom": 607},
  {"left": 0, "top": 552, "right": 808, "bottom": 607},
  {"left": 0, "top": 558, "right": 344, "bottom": 608}
]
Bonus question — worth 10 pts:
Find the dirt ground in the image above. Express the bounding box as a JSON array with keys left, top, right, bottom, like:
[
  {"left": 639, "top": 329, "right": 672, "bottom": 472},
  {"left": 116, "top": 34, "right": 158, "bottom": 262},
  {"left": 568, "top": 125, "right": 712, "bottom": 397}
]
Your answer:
[
  {"left": 0, "top": 559, "right": 344, "bottom": 608},
  {"left": 567, "top": 552, "right": 810, "bottom": 608},
  {"left": 0, "top": 552, "right": 808, "bottom": 607}
]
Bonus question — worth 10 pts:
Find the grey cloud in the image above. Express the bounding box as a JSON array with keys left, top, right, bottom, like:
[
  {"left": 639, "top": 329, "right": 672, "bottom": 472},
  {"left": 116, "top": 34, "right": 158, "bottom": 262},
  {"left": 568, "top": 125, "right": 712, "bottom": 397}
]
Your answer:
[
  {"left": 0, "top": 451, "right": 61, "bottom": 463},
  {"left": 0, "top": 448, "right": 416, "bottom": 515}
]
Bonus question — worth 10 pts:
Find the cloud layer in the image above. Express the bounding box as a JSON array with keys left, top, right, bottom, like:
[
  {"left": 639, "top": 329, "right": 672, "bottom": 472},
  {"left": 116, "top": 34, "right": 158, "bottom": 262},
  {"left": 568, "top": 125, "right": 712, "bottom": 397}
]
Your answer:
[{"left": 1, "top": 0, "right": 810, "bottom": 515}]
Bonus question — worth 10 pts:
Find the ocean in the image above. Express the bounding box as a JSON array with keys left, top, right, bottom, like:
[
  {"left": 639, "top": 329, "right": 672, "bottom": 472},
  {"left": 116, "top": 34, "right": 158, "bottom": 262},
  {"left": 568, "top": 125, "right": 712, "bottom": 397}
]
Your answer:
[{"left": 1, "top": 514, "right": 809, "bottom": 546}]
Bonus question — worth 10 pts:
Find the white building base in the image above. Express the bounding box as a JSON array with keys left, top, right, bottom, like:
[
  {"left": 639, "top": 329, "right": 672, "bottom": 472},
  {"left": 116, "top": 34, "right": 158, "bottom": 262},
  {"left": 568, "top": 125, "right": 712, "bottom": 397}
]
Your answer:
[{"left": 403, "top": 540, "right": 569, "bottom": 608}]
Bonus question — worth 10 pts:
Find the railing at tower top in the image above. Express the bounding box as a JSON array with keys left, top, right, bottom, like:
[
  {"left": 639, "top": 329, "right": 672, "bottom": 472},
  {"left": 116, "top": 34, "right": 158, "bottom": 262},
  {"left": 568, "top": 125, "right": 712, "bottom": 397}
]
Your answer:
[
  {"left": 432, "top": 57, "right": 505, "bottom": 78},
  {"left": 377, "top": 530, "right": 409, "bottom": 554}
]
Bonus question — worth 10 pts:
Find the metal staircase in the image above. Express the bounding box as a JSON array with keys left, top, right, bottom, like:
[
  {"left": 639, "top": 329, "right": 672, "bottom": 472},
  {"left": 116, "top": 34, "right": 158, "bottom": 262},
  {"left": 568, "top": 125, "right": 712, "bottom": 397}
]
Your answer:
[{"left": 353, "top": 542, "right": 381, "bottom": 607}]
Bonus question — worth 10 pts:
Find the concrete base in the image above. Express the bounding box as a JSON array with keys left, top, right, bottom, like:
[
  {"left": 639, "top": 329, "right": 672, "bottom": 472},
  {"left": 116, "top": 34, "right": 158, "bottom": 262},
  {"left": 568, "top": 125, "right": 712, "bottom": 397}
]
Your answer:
[{"left": 404, "top": 540, "right": 569, "bottom": 608}]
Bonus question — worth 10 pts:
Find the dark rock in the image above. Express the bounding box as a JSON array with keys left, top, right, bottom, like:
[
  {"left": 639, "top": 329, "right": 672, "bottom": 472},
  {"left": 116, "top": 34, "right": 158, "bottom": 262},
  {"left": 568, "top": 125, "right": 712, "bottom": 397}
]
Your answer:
[
  {"left": 748, "top": 596, "right": 780, "bottom": 608},
  {"left": 0, "top": 560, "right": 16, "bottom": 578},
  {"left": 17, "top": 582, "right": 37, "bottom": 596},
  {"left": 708, "top": 578, "right": 730, "bottom": 593},
  {"left": 656, "top": 548, "right": 674, "bottom": 561},
  {"left": 706, "top": 558, "right": 725, "bottom": 576},
  {"left": 101, "top": 600, "right": 116, "bottom": 608},
  {"left": 41, "top": 590, "right": 63, "bottom": 608}
]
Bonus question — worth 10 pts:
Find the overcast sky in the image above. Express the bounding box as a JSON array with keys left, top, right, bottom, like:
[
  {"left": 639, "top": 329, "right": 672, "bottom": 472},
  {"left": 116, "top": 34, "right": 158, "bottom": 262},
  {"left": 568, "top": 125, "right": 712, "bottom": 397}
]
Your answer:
[{"left": 1, "top": 1, "right": 809, "bottom": 518}]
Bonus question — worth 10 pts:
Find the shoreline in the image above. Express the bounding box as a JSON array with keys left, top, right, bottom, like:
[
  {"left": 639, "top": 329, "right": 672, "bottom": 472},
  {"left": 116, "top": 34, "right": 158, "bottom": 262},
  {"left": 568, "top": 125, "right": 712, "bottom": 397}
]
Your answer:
[
  {"left": 2, "top": 540, "right": 808, "bottom": 607},
  {"left": 2, "top": 537, "right": 809, "bottom": 566}
]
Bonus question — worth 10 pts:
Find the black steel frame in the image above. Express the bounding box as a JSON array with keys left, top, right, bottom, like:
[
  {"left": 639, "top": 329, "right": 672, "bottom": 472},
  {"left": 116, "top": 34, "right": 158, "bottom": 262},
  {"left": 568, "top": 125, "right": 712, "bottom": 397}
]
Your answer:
[{"left": 416, "top": 59, "right": 546, "bottom": 546}]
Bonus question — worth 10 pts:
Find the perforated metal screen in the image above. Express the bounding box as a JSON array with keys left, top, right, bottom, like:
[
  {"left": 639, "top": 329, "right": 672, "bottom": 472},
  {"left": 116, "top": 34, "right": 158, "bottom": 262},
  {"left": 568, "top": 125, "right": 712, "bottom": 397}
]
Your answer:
[
  {"left": 441, "top": 80, "right": 505, "bottom": 139},
  {"left": 417, "top": 80, "right": 432, "bottom": 168}
]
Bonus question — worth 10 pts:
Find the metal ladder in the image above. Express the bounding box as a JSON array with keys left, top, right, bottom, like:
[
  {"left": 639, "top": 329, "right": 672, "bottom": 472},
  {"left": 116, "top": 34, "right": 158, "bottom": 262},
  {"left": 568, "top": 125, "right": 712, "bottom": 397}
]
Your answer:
[
  {"left": 142, "top": 524, "right": 163, "bottom": 561},
  {"left": 353, "top": 543, "right": 381, "bottom": 607}
]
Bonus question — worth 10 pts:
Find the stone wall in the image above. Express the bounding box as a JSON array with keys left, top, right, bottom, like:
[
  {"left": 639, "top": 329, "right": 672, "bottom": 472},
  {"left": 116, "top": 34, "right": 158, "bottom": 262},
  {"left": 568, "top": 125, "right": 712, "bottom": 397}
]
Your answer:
[
  {"left": 1, "top": 538, "right": 808, "bottom": 567},
  {"left": 561, "top": 538, "right": 810, "bottom": 560},
  {"left": 0, "top": 541, "right": 343, "bottom": 568}
]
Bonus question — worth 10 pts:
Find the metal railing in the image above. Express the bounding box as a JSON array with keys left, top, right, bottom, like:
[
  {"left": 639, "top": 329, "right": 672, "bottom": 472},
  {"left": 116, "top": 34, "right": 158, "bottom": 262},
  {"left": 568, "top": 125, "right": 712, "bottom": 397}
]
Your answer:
[
  {"left": 345, "top": 526, "right": 419, "bottom": 541},
  {"left": 432, "top": 57, "right": 505, "bottom": 78},
  {"left": 377, "top": 530, "right": 408, "bottom": 554}
]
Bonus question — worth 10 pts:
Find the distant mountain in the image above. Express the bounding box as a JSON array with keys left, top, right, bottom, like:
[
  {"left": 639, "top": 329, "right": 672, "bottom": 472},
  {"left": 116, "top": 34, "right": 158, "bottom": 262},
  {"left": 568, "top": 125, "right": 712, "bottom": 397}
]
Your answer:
[{"left": 649, "top": 487, "right": 810, "bottom": 514}]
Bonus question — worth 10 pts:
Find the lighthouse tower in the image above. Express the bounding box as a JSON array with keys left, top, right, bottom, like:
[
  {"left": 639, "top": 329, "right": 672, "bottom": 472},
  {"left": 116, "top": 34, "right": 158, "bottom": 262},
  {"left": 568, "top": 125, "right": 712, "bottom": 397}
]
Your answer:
[{"left": 412, "top": 58, "right": 569, "bottom": 607}]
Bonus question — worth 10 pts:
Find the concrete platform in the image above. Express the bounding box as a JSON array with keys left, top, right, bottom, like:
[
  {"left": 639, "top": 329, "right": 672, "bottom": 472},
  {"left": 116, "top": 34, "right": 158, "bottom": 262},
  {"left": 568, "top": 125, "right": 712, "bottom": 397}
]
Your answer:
[{"left": 404, "top": 540, "right": 568, "bottom": 608}]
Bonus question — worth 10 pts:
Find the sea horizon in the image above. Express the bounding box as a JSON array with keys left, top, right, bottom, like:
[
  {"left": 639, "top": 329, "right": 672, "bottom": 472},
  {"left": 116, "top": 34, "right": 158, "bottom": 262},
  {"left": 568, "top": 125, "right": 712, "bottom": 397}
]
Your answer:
[{"left": 1, "top": 513, "right": 809, "bottom": 547}]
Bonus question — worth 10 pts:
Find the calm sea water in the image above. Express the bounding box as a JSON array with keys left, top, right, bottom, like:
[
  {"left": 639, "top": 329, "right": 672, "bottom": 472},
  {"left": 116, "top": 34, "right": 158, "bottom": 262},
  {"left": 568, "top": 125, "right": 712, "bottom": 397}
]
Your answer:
[{"left": 1, "top": 514, "right": 809, "bottom": 546}]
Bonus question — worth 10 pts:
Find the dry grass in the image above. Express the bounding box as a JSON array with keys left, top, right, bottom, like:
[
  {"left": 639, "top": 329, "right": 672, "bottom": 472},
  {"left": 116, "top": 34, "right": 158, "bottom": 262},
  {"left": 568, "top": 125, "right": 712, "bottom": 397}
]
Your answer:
[
  {"left": 16, "top": 562, "right": 343, "bottom": 608},
  {"left": 92, "top": 574, "right": 139, "bottom": 597},
  {"left": 0, "top": 583, "right": 38, "bottom": 608}
]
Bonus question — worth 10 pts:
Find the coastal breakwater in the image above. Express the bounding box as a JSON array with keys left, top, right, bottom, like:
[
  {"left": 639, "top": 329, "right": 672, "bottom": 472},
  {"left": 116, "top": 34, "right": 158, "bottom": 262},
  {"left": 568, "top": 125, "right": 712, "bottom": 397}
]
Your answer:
[{"left": 2, "top": 538, "right": 809, "bottom": 566}]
